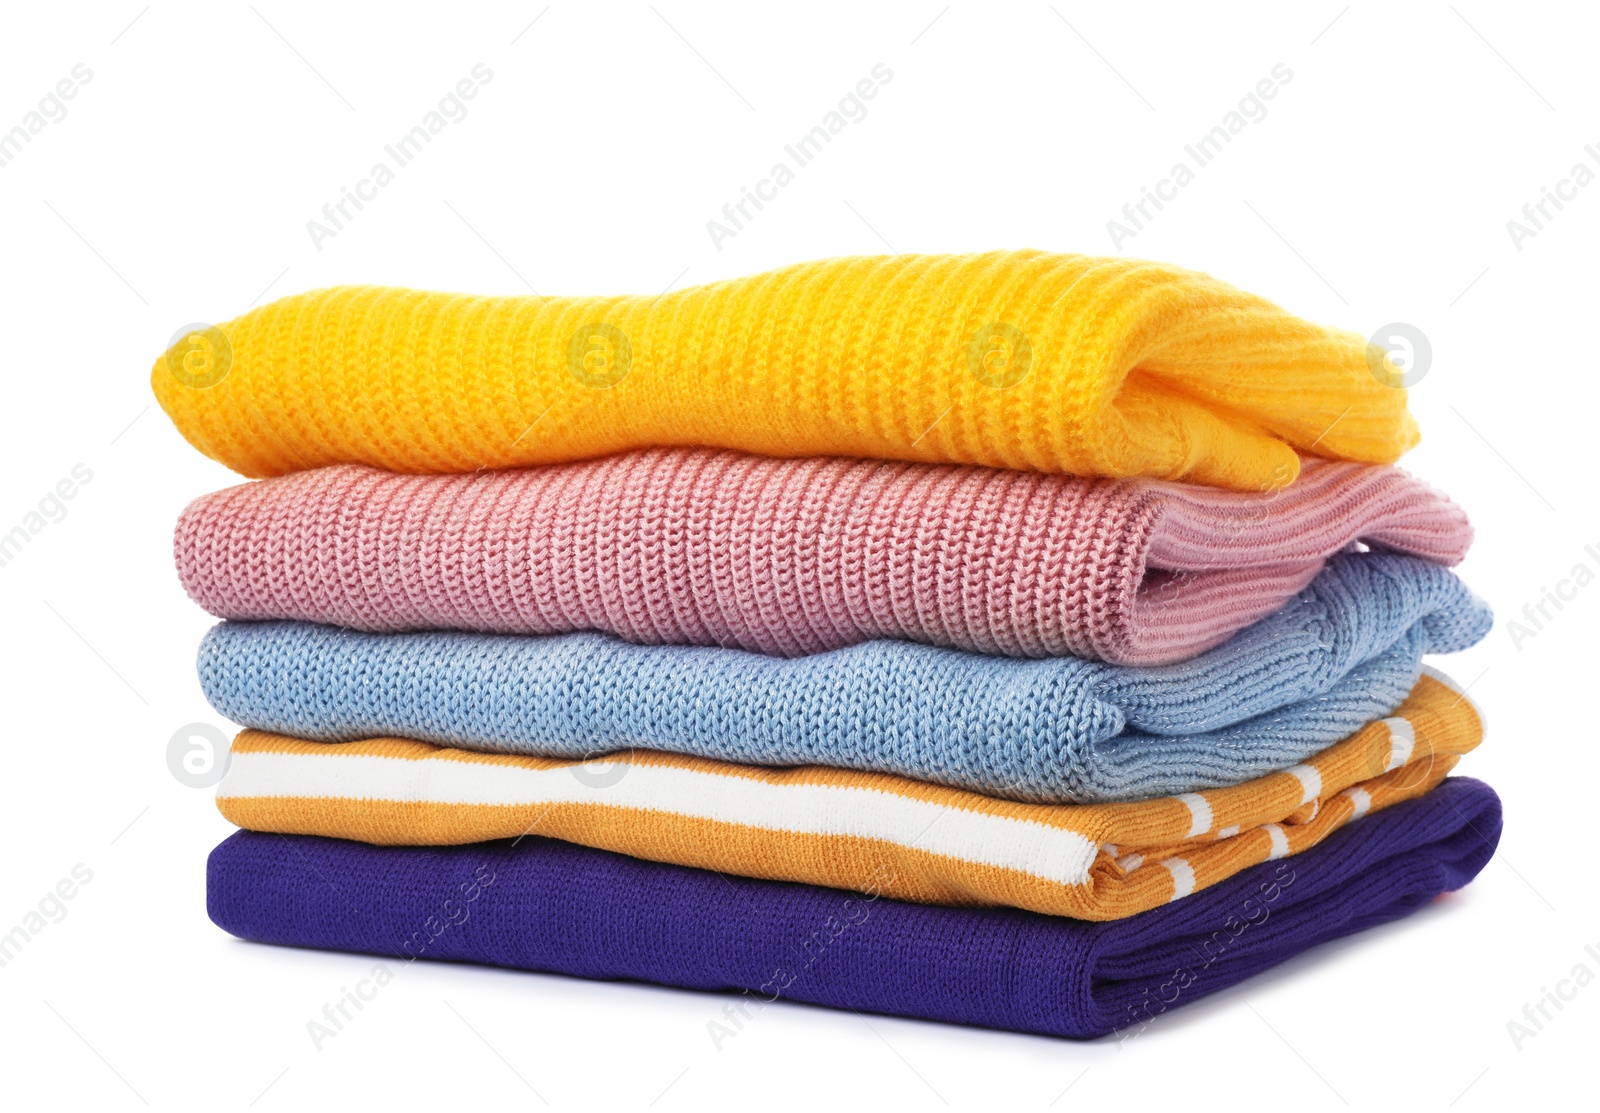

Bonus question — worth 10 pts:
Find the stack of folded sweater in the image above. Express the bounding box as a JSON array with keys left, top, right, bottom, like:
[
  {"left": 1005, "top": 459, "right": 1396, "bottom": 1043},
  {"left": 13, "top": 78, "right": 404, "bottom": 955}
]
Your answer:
[{"left": 155, "top": 252, "right": 1499, "bottom": 1040}]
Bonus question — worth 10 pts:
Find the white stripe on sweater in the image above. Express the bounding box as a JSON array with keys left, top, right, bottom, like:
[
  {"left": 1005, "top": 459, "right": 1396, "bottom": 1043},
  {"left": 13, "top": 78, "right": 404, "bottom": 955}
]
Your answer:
[
  {"left": 1382, "top": 717, "right": 1416, "bottom": 771},
  {"left": 219, "top": 750, "right": 1102, "bottom": 886},
  {"left": 1285, "top": 764, "right": 1322, "bottom": 805},
  {"left": 1421, "top": 665, "right": 1486, "bottom": 742},
  {"left": 1177, "top": 792, "right": 1213, "bottom": 838},
  {"left": 1162, "top": 857, "right": 1196, "bottom": 900},
  {"left": 1262, "top": 823, "right": 1289, "bottom": 860}
]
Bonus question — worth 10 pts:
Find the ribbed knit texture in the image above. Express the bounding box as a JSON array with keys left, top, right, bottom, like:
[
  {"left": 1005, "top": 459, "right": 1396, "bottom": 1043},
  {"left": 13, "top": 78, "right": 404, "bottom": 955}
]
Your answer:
[
  {"left": 176, "top": 451, "right": 1472, "bottom": 665},
  {"left": 150, "top": 252, "right": 1419, "bottom": 488},
  {"left": 206, "top": 777, "right": 1501, "bottom": 1040},
  {"left": 213, "top": 669, "right": 1483, "bottom": 920},
  {"left": 198, "top": 552, "right": 1489, "bottom": 802}
]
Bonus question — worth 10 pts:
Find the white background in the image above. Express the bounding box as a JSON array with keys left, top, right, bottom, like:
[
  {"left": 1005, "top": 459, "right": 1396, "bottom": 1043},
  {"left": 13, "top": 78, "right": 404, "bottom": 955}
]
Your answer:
[{"left": 1, "top": 1, "right": 1595, "bottom": 1108}]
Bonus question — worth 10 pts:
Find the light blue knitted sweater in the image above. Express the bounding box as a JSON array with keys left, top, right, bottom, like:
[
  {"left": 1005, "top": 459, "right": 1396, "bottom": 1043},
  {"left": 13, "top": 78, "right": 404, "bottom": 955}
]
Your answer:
[{"left": 197, "top": 552, "right": 1490, "bottom": 803}]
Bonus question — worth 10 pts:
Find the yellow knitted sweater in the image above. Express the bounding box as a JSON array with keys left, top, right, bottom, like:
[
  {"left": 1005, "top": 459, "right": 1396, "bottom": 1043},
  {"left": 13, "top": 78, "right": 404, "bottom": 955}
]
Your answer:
[{"left": 151, "top": 251, "right": 1417, "bottom": 488}]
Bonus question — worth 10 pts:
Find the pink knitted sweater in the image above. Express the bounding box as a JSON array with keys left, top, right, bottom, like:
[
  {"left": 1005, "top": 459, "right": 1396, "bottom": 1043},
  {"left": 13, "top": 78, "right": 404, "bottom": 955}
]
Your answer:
[{"left": 174, "top": 449, "right": 1473, "bottom": 664}]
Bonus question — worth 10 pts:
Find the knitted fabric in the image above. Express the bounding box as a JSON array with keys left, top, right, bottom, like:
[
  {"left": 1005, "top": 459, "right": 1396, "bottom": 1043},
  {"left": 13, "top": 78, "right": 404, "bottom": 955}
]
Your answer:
[
  {"left": 213, "top": 669, "right": 1481, "bottom": 921},
  {"left": 206, "top": 777, "right": 1502, "bottom": 1040},
  {"left": 197, "top": 552, "right": 1489, "bottom": 803},
  {"left": 175, "top": 450, "right": 1473, "bottom": 665},
  {"left": 150, "top": 252, "right": 1419, "bottom": 489}
]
